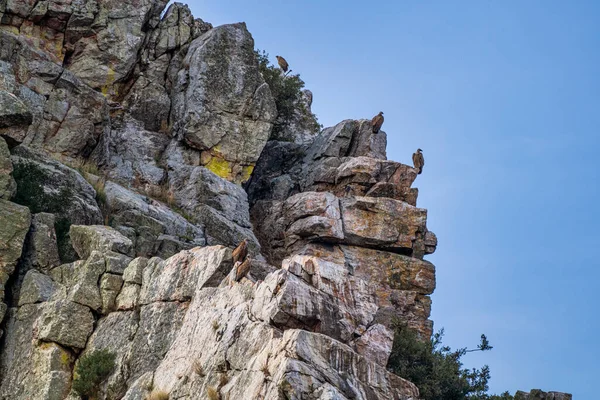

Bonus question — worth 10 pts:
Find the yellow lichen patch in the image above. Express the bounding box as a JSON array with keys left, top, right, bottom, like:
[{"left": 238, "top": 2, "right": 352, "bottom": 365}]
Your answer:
[
  {"left": 101, "top": 67, "right": 117, "bottom": 96},
  {"left": 61, "top": 351, "right": 71, "bottom": 366},
  {"left": 239, "top": 165, "right": 254, "bottom": 184},
  {"left": 206, "top": 156, "right": 232, "bottom": 180}
]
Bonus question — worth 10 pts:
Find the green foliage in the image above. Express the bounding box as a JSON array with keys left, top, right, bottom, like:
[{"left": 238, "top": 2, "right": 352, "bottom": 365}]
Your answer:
[
  {"left": 387, "top": 322, "right": 513, "bottom": 400},
  {"left": 255, "top": 50, "right": 321, "bottom": 139},
  {"left": 72, "top": 349, "right": 116, "bottom": 398},
  {"left": 12, "top": 161, "right": 75, "bottom": 262}
]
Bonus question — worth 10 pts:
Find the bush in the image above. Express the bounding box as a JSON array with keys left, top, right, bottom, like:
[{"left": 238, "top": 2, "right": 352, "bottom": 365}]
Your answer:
[
  {"left": 72, "top": 349, "right": 116, "bottom": 398},
  {"left": 12, "top": 161, "right": 76, "bottom": 262},
  {"left": 387, "top": 322, "right": 513, "bottom": 400},
  {"left": 255, "top": 50, "right": 321, "bottom": 139}
]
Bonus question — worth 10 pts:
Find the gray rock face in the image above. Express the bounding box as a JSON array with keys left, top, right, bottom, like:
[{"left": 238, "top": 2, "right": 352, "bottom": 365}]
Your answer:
[
  {"left": 37, "top": 300, "right": 95, "bottom": 349},
  {"left": 0, "top": 137, "right": 16, "bottom": 199},
  {"left": 0, "top": 89, "right": 33, "bottom": 145},
  {"left": 8, "top": 212, "right": 61, "bottom": 307},
  {"left": 69, "top": 225, "right": 134, "bottom": 259},
  {"left": 64, "top": 0, "right": 170, "bottom": 90},
  {"left": 103, "top": 181, "right": 205, "bottom": 258},
  {"left": 21, "top": 213, "right": 61, "bottom": 273},
  {"left": 0, "top": 200, "right": 31, "bottom": 330},
  {"left": 171, "top": 22, "right": 276, "bottom": 183}
]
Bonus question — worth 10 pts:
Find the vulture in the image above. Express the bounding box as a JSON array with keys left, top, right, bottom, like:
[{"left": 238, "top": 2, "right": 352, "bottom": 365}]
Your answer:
[
  {"left": 234, "top": 258, "right": 252, "bottom": 282},
  {"left": 276, "top": 55, "right": 289, "bottom": 73},
  {"left": 371, "top": 112, "right": 384, "bottom": 133},
  {"left": 232, "top": 239, "right": 248, "bottom": 265},
  {"left": 412, "top": 149, "right": 424, "bottom": 174}
]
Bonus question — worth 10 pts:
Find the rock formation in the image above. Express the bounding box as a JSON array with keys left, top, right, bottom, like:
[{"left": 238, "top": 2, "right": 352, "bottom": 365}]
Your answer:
[{"left": 0, "top": 1, "right": 569, "bottom": 399}]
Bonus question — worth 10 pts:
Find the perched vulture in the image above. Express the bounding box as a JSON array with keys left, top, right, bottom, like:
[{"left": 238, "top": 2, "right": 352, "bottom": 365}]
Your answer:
[
  {"left": 412, "top": 149, "right": 424, "bottom": 174},
  {"left": 371, "top": 112, "right": 384, "bottom": 133},
  {"left": 234, "top": 258, "right": 252, "bottom": 282},
  {"left": 276, "top": 55, "right": 289, "bottom": 73},
  {"left": 232, "top": 239, "right": 248, "bottom": 265}
]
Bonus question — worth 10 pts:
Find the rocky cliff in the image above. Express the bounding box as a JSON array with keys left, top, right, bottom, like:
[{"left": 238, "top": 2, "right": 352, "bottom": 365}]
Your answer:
[{"left": 0, "top": 1, "right": 567, "bottom": 400}]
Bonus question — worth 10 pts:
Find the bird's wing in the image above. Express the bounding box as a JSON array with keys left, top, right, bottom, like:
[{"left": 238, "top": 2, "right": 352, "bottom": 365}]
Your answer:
[
  {"left": 412, "top": 152, "right": 418, "bottom": 166},
  {"left": 419, "top": 153, "right": 424, "bottom": 166}
]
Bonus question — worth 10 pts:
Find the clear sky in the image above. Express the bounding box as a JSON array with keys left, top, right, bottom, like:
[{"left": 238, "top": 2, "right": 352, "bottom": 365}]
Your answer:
[{"left": 182, "top": 1, "right": 599, "bottom": 397}]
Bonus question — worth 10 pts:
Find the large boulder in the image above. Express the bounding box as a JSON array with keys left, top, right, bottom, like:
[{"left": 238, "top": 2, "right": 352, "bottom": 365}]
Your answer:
[
  {"left": 171, "top": 22, "right": 277, "bottom": 183},
  {"left": 36, "top": 299, "right": 95, "bottom": 349},
  {"left": 69, "top": 225, "right": 134, "bottom": 259}
]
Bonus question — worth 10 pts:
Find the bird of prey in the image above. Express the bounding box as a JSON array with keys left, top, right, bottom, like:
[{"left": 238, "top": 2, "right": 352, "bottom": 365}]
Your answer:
[
  {"left": 371, "top": 112, "right": 384, "bottom": 133},
  {"left": 234, "top": 258, "right": 252, "bottom": 282},
  {"left": 276, "top": 55, "right": 289, "bottom": 73},
  {"left": 232, "top": 239, "right": 248, "bottom": 265},
  {"left": 412, "top": 149, "right": 424, "bottom": 174}
]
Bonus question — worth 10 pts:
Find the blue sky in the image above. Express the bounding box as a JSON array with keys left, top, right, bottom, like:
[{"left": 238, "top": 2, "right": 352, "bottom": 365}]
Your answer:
[{"left": 183, "top": 1, "right": 599, "bottom": 397}]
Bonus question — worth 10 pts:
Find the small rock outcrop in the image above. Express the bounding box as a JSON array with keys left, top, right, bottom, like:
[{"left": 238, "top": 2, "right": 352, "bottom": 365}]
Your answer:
[{"left": 515, "top": 390, "right": 573, "bottom": 400}]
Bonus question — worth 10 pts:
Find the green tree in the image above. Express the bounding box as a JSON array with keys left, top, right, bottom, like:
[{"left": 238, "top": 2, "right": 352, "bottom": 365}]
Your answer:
[
  {"left": 72, "top": 349, "right": 116, "bottom": 399},
  {"left": 387, "top": 323, "right": 513, "bottom": 400},
  {"left": 255, "top": 50, "right": 321, "bottom": 139}
]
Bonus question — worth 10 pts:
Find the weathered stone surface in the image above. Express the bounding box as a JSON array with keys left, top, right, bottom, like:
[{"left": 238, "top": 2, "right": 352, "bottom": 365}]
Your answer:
[
  {"left": 341, "top": 245, "right": 436, "bottom": 295},
  {"left": 65, "top": 0, "right": 169, "bottom": 90},
  {"left": 168, "top": 165, "right": 252, "bottom": 229},
  {"left": 284, "top": 191, "right": 344, "bottom": 244},
  {"left": 97, "top": 119, "right": 170, "bottom": 187},
  {"left": 104, "top": 250, "right": 133, "bottom": 275},
  {"left": 103, "top": 181, "right": 205, "bottom": 258},
  {"left": 123, "top": 257, "right": 148, "bottom": 284},
  {"left": 515, "top": 390, "right": 573, "bottom": 400},
  {"left": 139, "top": 246, "right": 231, "bottom": 304},
  {"left": 20, "top": 212, "right": 61, "bottom": 273},
  {"left": 304, "top": 119, "right": 386, "bottom": 162},
  {"left": 351, "top": 324, "right": 394, "bottom": 367},
  {"left": 272, "top": 89, "right": 320, "bottom": 145},
  {"left": 37, "top": 300, "right": 95, "bottom": 349},
  {"left": 0, "top": 200, "right": 30, "bottom": 278},
  {"left": 171, "top": 22, "right": 276, "bottom": 183},
  {"left": 340, "top": 196, "right": 429, "bottom": 254},
  {"left": 0, "top": 89, "right": 33, "bottom": 145},
  {"left": 0, "top": 304, "right": 74, "bottom": 400},
  {"left": 18, "top": 270, "right": 58, "bottom": 306},
  {"left": 100, "top": 273, "right": 124, "bottom": 313},
  {"left": 68, "top": 251, "right": 105, "bottom": 311},
  {"left": 115, "top": 283, "right": 140, "bottom": 311},
  {"left": 0, "top": 137, "right": 16, "bottom": 199},
  {"left": 0, "top": 199, "right": 31, "bottom": 328},
  {"left": 10, "top": 147, "right": 103, "bottom": 225},
  {"left": 70, "top": 225, "right": 134, "bottom": 259}
]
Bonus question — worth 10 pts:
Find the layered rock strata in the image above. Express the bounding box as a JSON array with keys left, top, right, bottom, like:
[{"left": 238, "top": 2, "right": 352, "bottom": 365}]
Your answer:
[{"left": 0, "top": 1, "right": 447, "bottom": 399}]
